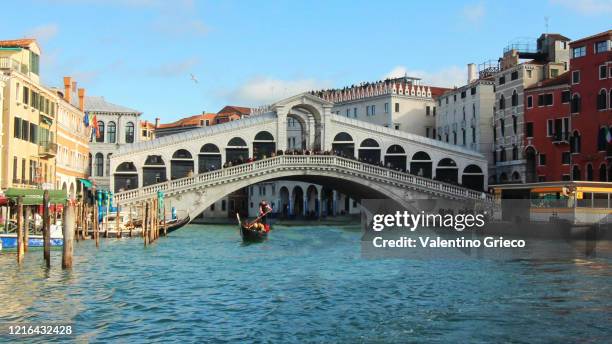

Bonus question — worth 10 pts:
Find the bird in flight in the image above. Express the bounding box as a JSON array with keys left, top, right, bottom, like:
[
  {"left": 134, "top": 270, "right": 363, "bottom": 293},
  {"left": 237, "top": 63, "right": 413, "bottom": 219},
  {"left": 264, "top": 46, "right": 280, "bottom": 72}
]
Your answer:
[{"left": 190, "top": 73, "right": 198, "bottom": 83}]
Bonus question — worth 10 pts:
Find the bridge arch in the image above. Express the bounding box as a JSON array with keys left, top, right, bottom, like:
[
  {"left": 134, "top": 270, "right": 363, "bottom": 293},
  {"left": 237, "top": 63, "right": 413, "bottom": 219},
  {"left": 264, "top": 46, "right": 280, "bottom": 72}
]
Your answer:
[
  {"left": 358, "top": 138, "right": 381, "bottom": 163},
  {"left": 226, "top": 137, "right": 249, "bottom": 163},
  {"left": 410, "top": 151, "right": 432, "bottom": 178},
  {"left": 253, "top": 131, "right": 276, "bottom": 159},
  {"left": 291, "top": 185, "right": 304, "bottom": 217},
  {"left": 171, "top": 149, "right": 194, "bottom": 180},
  {"left": 279, "top": 186, "right": 290, "bottom": 217},
  {"left": 332, "top": 132, "right": 354, "bottom": 157},
  {"left": 143, "top": 155, "right": 166, "bottom": 186},
  {"left": 199, "top": 143, "right": 222, "bottom": 173},
  {"left": 462, "top": 164, "right": 484, "bottom": 191},
  {"left": 384, "top": 144, "right": 406, "bottom": 171},
  {"left": 114, "top": 161, "right": 138, "bottom": 192},
  {"left": 436, "top": 158, "right": 459, "bottom": 184},
  {"left": 306, "top": 184, "right": 319, "bottom": 217}
]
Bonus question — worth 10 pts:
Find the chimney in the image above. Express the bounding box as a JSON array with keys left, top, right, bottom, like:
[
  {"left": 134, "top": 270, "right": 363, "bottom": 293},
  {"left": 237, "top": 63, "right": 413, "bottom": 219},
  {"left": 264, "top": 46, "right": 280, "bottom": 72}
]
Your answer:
[
  {"left": 155, "top": 117, "right": 160, "bottom": 128},
  {"left": 467, "top": 63, "right": 478, "bottom": 84},
  {"left": 78, "top": 88, "right": 86, "bottom": 112},
  {"left": 63, "top": 76, "right": 73, "bottom": 103}
]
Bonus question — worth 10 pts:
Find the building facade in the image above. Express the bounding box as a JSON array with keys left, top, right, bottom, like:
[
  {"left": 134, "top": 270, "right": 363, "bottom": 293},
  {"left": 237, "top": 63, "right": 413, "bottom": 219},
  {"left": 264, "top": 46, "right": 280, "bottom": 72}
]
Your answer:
[
  {"left": 568, "top": 30, "right": 612, "bottom": 181},
  {"left": 85, "top": 96, "right": 141, "bottom": 191},
  {"left": 436, "top": 64, "right": 496, "bottom": 178},
  {"left": 0, "top": 39, "right": 58, "bottom": 192},
  {"left": 53, "top": 76, "right": 89, "bottom": 199},
  {"left": 492, "top": 33, "right": 571, "bottom": 183},
  {"left": 314, "top": 76, "right": 448, "bottom": 138}
]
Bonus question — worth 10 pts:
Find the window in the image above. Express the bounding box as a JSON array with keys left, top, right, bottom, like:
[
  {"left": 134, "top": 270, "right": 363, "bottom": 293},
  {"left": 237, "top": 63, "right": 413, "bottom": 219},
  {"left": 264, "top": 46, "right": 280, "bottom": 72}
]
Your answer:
[
  {"left": 572, "top": 70, "right": 580, "bottom": 84},
  {"left": 29, "top": 123, "right": 37, "bottom": 144},
  {"left": 561, "top": 90, "right": 570, "bottom": 103},
  {"left": 550, "top": 69, "right": 559, "bottom": 78},
  {"left": 95, "top": 153, "right": 104, "bottom": 177},
  {"left": 353, "top": 108, "right": 357, "bottom": 117},
  {"left": 21, "top": 119, "right": 29, "bottom": 141},
  {"left": 511, "top": 71, "right": 518, "bottom": 80},
  {"left": 600, "top": 65, "right": 607, "bottom": 79},
  {"left": 500, "top": 119, "right": 505, "bottom": 136},
  {"left": 346, "top": 108, "right": 350, "bottom": 117},
  {"left": 499, "top": 95, "right": 505, "bottom": 109},
  {"left": 461, "top": 90, "right": 466, "bottom": 98},
  {"left": 210, "top": 203, "right": 215, "bottom": 211},
  {"left": 29, "top": 52, "right": 40, "bottom": 75},
  {"left": 366, "top": 105, "right": 371, "bottom": 116},
  {"left": 526, "top": 122, "right": 533, "bottom": 137},
  {"left": 511, "top": 90, "right": 518, "bottom": 106},
  {"left": 107, "top": 121, "right": 116, "bottom": 143},
  {"left": 96, "top": 121, "right": 105, "bottom": 142},
  {"left": 527, "top": 96, "right": 533, "bottom": 108},
  {"left": 453, "top": 131, "right": 457, "bottom": 145},
  {"left": 22, "top": 86, "right": 29, "bottom": 104},
  {"left": 562, "top": 152, "right": 570, "bottom": 164},
  {"left": 14, "top": 117, "right": 22, "bottom": 139},
  {"left": 21, "top": 159, "right": 26, "bottom": 181},
  {"left": 125, "top": 122, "right": 135, "bottom": 143},
  {"left": 12, "top": 156, "right": 17, "bottom": 182},
  {"left": 544, "top": 93, "right": 553, "bottom": 106},
  {"left": 526, "top": 70, "right": 532, "bottom": 78},
  {"left": 597, "top": 89, "right": 607, "bottom": 110},
  {"left": 595, "top": 40, "right": 609, "bottom": 53},
  {"left": 572, "top": 46, "right": 586, "bottom": 58},
  {"left": 571, "top": 131, "right": 581, "bottom": 153},
  {"left": 512, "top": 145, "right": 518, "bottom": 160},
  {"left": 512, "top": 116, "right": 517, "bottom": 134},
  {"left": 470, "top": 87, "right": 476, "bottom": 95},
  {"left": 426, "top": 106, "right": 431, "bottom": 116},
  {"left": 539, "top": 154, "right": 546, "bottom": 165},
  {"left": 499, "top": 76, "right": 505, "bottom": 85},
  {"left": 426, "top": 127, "right": 430, "bottom": 137},
  {"left": 500, "top": 147, "right": 506, "bottom": 162},
  {"left": 462, "top": 129, "right": 466, "bottom": 145},
  {"left": 571, "top": 94, "right": 581, "bottom": 114},
  {"left": 384, "top": 103, "right": 389, "bottom": 113},
  {"left": 395, "top": 103, "right": 399, "bottom": 112},
  {"left": 547, "top": 119, "right": 554, "bottom": 137},
  {"left": 222, "top": 200, "right": 226, "bottom": 211}
]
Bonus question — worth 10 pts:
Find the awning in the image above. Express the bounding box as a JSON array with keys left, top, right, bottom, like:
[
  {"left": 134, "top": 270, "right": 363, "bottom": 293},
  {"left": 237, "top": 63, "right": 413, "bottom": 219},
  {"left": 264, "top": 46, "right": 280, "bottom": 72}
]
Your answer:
[
  {"left": 40, "top": 114, "right": 54, "bottom": 126},
  {"left": 4, "top": 188, "right": 67, "bottom": 205},
  {"left": 78, "top": 178, "right": 93, "bottom": 188}
]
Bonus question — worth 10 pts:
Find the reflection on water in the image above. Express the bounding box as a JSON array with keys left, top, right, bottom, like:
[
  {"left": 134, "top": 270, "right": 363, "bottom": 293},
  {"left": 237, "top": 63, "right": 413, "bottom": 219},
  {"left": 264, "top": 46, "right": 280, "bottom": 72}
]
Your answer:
[{"left": 0, "top": 225, "right": 611, "bottom": 343}]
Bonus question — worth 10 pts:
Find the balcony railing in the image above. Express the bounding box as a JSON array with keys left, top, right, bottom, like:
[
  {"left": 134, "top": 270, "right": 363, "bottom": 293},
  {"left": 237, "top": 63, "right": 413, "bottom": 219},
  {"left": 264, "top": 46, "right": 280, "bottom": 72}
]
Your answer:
[
  {"left": 38, "top": 141, "right": 58, "bottom": 157},
  {"left": 0, "top": 57, "right": 29, "bottom": 74}
]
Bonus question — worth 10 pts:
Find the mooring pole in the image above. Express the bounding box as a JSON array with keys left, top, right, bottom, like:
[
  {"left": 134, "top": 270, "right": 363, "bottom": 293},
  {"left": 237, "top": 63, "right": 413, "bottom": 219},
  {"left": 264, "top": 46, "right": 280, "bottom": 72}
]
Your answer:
[
  {"left": 24, "top": 205, "right": 30, "bottom": 252},
  {"left": 16, "top": 196, "right": 24, "bottom": 264},
  {"left": 43, "top": 190, "right": 51, "bottom": 268},
  {"left": 62, "top": 202, "right": 75, "bottom": 269}
]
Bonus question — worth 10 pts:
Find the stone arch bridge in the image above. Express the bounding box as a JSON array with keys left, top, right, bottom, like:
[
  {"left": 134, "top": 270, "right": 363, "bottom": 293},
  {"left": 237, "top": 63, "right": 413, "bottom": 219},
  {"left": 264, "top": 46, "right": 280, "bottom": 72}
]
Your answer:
[{"left": 111, "top": 93, "right": 490, "bottom": 218}]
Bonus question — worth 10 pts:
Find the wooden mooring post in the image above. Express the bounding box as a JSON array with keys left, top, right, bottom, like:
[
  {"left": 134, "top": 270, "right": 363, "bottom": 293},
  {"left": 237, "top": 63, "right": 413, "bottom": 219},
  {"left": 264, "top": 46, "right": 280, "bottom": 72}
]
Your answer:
[
  {"left": 143, "top": 201, "right": 149, "bottom": 247},
  {"left": 129, "top": 205, "right": 133, "bottom": 238},
  {"left": 116, "top": 203, "right": 121, "bottom": 239},
  {"left": 43, "top": 190, "right": 51, "bottom": 268},
  {"left": 62, "top": 202, "right": 75, "bottom": 269},
  {"left": 94, "top": 202, "right": 99, "bottom": 248},
  {"left": 16, "top": 196, "right": 24, "bottom": 264},
  {"left": 24, "top": 206, "right": 30, "bottom": 252},
  {"left": 163, "top": 203, "right": 167, "bottom": 236}
]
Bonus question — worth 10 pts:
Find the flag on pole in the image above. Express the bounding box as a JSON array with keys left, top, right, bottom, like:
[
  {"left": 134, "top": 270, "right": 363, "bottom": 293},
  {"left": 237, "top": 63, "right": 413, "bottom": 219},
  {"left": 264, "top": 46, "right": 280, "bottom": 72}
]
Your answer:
[
  {"left": 92, "top": 115, "right": 100, "bottom": 138},
  {"left": 83, "top": 111, "right": 90, "bottom": 127}
]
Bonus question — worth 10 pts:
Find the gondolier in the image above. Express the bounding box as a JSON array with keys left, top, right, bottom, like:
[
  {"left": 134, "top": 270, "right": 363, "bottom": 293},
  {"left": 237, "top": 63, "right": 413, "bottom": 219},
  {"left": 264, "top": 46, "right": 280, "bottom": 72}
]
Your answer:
[{"left": 258, "top": 200, "right": 272, "bottom": 225}]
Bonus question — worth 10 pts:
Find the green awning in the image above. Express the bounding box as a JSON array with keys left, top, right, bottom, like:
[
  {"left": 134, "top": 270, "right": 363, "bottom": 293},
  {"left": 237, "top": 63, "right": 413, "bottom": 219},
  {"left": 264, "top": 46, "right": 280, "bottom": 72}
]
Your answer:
[
  {"left": 78, "top": 178, "right": 93, "bottom": 188},
  {"left": 40, "top": 114, "right": 54, "bottom": 125},
  {"left": 4, "top": 188, "right": 67, "bottom": 205}
]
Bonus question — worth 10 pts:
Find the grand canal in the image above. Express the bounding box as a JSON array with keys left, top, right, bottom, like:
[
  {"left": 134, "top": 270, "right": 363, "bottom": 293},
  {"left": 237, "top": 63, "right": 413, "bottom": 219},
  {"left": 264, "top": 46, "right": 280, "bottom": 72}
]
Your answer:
[{"left": 0, "top": 224, "right": 611, "bottom": 343}]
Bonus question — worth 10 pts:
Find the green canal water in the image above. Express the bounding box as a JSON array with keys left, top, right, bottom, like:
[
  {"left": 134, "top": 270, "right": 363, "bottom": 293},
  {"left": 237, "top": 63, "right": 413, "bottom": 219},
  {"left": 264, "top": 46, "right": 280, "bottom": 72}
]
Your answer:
[{"left": 0, "top": 224, "right": 611, "bottom": 343}]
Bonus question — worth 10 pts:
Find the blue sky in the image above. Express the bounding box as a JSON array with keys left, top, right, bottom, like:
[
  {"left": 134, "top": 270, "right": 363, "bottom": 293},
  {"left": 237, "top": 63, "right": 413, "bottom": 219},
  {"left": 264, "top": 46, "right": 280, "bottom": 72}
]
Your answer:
[{"left": 3, "top": 0, "right": 611, "bottom": 122}]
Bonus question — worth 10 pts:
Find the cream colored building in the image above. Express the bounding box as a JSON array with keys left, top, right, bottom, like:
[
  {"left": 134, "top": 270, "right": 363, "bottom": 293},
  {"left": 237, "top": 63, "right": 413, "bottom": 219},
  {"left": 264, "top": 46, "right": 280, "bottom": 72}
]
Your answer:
[{"left": 1, "top": 39, "right": 58, "bottom": 191}]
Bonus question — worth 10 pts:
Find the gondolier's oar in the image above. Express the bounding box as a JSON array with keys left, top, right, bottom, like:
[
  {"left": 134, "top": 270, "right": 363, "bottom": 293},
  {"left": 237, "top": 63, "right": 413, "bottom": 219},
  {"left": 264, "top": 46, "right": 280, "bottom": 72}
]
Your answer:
[{"left": 243, "top": 209, "right": 272, "bottom": 228}]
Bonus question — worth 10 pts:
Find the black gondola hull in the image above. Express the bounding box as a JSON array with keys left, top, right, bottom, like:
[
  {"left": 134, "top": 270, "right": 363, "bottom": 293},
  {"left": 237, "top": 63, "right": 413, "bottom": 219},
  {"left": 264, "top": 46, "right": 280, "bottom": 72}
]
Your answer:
[{"left": 240, "top": 225, "right": 268, "bottom": 242}]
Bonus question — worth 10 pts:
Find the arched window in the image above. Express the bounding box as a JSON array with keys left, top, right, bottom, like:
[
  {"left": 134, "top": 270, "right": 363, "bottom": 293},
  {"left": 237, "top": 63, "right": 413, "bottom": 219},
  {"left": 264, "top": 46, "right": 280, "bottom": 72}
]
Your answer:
[
  {"left": 512, "top": 145, "right": 518, "bottom": 160},
  {"left": 106, "top": 153, "right": 112, "bottom": 176},
  {"left": 598, "top": 127, "right": 607, "bottom": 151},
  {"left": 573, "top": 165, "right": 581, "bottom": 181},
  {"left": 200, "top": 143, "right": 220, "bottom": 153},
  {"left": 571, "top": 131, "right": 581, "bottom": 153},
  {"left": 125, "top": 122, "right": 135, "bottom": 143},
  {"left": 599, "top": 164, "right": 607, "bottom": 181},
  {"left": 107, "top": 121, "right": 116, "bottom": 143},
  {"left": 96, "top": 121, "right": 105, "bottom": 143},
  {"left": 360, "top": 138, "right": 379, "bottom": 147},
  {"left": 586, "top": 163, "right": 594, "bottom": 181},
  {"left": 597, "top": 89, "right": 607, "bottom": 110},
  {"left": 511, "top": 90, "right": 518, "bottom": 106},
  {"left": 95, "top": 153, "right": 104, "bottom": 177},
  {"left": 254, "top": 131, "right": 274, "bottom": 141},
  {"left": 333, "top": 132, "right": 353, "bottom": 142},
  {"left": 499, "top": 95, "right": 505, "bottom": 110},
  {"left": 386, "top": 145, "right": 405, "bottom": 154},
  {"left": 571, "top": 94, "right": 581, "bottom": 113},
  {"left": 228, "top": 137, "right": 247, "bottom": 146},
  {"left": 500, "top": 146, "right": 506, "bottom": 162},
  {"left": 172, "top": 149, "right": 193, "bottom": 159}
]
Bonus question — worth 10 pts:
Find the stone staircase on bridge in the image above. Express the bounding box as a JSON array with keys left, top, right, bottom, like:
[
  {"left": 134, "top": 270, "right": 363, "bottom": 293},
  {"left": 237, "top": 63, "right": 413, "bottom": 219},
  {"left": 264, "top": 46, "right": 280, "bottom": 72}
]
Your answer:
[{"left": 114, "top": 155, "right": 493, "bottom": 213}]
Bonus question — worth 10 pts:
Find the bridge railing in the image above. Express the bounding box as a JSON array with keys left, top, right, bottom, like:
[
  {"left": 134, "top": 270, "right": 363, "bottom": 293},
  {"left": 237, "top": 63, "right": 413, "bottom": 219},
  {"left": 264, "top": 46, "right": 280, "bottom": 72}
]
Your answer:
[{"left": 115, "top": 155, "right": 492, "bottom": 203}]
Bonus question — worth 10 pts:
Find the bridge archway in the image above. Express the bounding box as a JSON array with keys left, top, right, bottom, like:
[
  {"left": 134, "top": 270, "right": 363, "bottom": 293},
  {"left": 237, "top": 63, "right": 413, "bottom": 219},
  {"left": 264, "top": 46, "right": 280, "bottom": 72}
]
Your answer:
[
  {"left": 306, "top": 185, "right": 319, "bottom": 218},
  {"left": 462, "top": 164, "right": 484, "bottom": 191},
  {"left": 253, "top": 131, "right": 276, "bottom": 159},
  {"left": 171, "top": 149, "right": 194, "bottom": 180},
  {"left": 384, "top": 144, "right": 406, "bottom": 171},
  {"left": 358, "top": 138, "right": 381, "bottom": 163},
  {"left": 436, "top": 158, "right": 458, "bottom": 184},
  {"left": 114, "top": 162, "right": 138, "bottom": 192},
  {"left": 332, "top": 132, "right": 354, "bottom": 157},
  {"left": 287, "top": 113, "right": 307, "bottom": 150},
  {"left": 199, "top": 144, "right": 221, "bottom": 173},
  {"left": 279, "top": 186, "right": 290, "bottom": 218},
  {"left": 226, "top": 137, "right": 248, "bottom": 163},
  {"left": 410, "top": 151, "right": 432, "bottom": 178},
  {"left": 143, "top": 155, "right": 166, "bottom": 186}
]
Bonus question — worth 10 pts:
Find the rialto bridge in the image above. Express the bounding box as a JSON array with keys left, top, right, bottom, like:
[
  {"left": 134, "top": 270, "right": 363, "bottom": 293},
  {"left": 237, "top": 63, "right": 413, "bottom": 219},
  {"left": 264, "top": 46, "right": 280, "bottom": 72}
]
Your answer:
[{"left": 111, "top": 93, "right": 490, "bottom": 219}]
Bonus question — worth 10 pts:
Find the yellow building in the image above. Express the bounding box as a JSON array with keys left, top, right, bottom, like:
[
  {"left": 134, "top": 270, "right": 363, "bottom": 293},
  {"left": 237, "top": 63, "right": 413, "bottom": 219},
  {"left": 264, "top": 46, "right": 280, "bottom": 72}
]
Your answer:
[
  {"left": 52, "top": 76, "right": 89, "bottom": 199},
  {"left": 1, "top": 39, "right": 58, "bottom": 191}
]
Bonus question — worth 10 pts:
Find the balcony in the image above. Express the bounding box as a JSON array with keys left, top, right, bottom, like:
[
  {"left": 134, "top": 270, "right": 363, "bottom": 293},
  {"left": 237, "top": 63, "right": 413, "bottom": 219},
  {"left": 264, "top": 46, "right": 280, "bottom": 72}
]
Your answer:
[
  {"left": 0, "top": 57, "right": 28, "bottom": 74},
  {"left": 38, "top": 141, "right": 57, "bottom": 158},
  {"left": 551, "top": 132, "right": 569, "bottom": 144}
]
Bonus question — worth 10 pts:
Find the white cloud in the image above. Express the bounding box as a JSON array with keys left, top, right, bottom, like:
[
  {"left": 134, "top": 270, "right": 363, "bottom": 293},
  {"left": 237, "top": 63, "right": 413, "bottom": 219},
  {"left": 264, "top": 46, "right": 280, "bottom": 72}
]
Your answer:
[
  {"left": 226, "top": 77, "right": 333, "bottom": 105},
  {"left": 24, "top": 24, "right": 59, "bottom": 41},
  {"left": 146, "top": 57, "right": 200, "bottom": 77},
  {"left": 550, "top": 0, "right": 612, "bottom": 15},
  {"left": 384, "top": 65, "right": 466, "bottom": 88},
  {"left": 462, "top": 2, "right": 486, "bottom": 23}
]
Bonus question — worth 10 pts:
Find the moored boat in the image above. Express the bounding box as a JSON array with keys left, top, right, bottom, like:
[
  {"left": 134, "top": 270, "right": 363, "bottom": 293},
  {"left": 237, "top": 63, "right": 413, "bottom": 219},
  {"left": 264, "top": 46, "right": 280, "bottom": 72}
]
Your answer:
[{"left": 163, "top": 216, "right": 190, "bottom": 234}]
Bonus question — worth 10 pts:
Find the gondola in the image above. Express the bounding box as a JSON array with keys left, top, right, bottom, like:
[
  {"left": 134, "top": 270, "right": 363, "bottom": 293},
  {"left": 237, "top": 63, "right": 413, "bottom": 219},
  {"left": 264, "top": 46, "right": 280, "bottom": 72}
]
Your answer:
[
  {"left": 163, "top": 216, "right": 191, "bottom": 234},
  {"left": 236, "top": 213, "right": 269, "bottom": 242}
]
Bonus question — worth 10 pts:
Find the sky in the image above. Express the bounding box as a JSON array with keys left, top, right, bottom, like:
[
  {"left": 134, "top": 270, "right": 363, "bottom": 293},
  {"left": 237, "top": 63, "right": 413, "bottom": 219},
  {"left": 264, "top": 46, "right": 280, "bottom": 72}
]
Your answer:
[{"left": 2, "top": 0, "right": 611, "bottom": 123}]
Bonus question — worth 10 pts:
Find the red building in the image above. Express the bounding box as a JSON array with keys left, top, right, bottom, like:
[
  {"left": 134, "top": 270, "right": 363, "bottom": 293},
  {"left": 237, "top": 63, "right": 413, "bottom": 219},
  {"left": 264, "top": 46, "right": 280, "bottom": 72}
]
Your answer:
[
  {"left": 568, "top": 30, "right": 612, "bottom": 181},
  {"left": 524, "top": 72, "right": 571, "bottom": 182}
]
